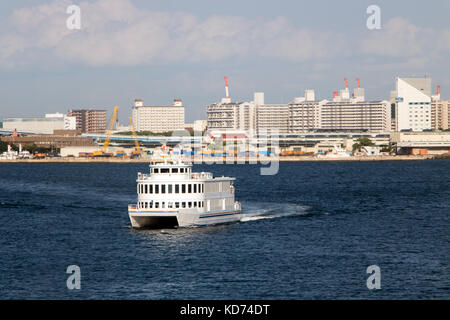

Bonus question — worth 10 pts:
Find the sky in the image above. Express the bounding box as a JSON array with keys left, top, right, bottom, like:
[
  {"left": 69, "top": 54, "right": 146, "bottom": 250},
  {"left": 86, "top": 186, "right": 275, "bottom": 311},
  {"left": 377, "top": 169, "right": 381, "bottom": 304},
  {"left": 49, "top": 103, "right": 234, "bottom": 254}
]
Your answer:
[{"left": 1, "top": 0, "right": 450, "bottom": 124}]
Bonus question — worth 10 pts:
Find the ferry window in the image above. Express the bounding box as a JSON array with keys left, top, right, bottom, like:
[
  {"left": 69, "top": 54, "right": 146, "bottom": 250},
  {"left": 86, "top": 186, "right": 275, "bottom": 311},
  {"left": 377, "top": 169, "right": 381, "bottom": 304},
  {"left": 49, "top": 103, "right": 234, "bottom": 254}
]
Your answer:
[
  {"left": 144, "top": 184, "right": 148, "bottom": 194},
  {"left": 188, "top": 184, "right": 192, "bottom": 193},
  {"left": 182, "top": 202, "right": 186, "bottom": 208},
  {"left": 145, "top": 202, "right": 148, "bottom": 208},
  {"left": 155, "top": 202, "right": 159, "bottom": 208},
  {"left": 161, "top": 184, "right": 166, "bottom": 194},
  {"left": 194, "top": 202, "right": 198, "bottom": 208},
  {"left": 149, "top": 184, "right": 153, "bottom": 194},
  {"left": 155, "top": 184, "right": 159, "bottom": 194},
  {"left": 149, "top": 202, "right": 153, "bottom": 208},
  {"left": 175, "top": 202, "right": 180, "bottom": 208},
  {"left": 162, "top": 202, "right": 165, "bottom": 208},
  {"left": 161, "top": 168, "right": 169, "bottom": 173},
  {"left": 194, "top": 184, "right": 197, "bottom": 193},
  {"left": 175, "top": 184, "right": 179, "bottom": 193},
  {"left": 154, "top": 168, "right": 160, "bottom": 173},
  {"left": 168, "top": 184, "right": 173, "bottom": 193},
  {"left": 180, "top": 168, "right": 185, "bottom": 173},
  {"left": 172, "top": 168, "right": 179, "bottom": 173},
  {"left": 168, "top": 202, "right": 173, "bottom": 208},
  {"left": 182, "top": 184, "right": 186, "bottom": 193}
]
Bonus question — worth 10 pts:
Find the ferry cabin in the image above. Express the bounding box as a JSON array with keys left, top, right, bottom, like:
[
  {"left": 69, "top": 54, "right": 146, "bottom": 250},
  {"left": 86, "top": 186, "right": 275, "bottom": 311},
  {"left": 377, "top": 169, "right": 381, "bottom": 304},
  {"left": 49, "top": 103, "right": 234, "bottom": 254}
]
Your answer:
[{"left": 135, "top": 162, "right": 236, "bottom": 216}]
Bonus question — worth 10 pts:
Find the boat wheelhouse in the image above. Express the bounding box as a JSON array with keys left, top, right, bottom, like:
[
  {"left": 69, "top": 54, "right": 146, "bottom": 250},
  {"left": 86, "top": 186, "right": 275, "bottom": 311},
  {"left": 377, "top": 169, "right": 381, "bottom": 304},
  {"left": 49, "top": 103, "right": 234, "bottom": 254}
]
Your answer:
[{"left": 128, "top": 160, "right": 242, "bottom": 228}]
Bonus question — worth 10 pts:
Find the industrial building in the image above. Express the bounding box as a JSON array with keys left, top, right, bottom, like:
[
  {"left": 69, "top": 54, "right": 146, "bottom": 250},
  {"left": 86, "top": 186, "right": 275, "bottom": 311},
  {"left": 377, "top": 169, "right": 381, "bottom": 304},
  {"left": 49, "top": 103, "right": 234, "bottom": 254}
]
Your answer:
[
  {"left": 1, "top": 130, "right": 95, "bottom": 148},
  {"left": 67, "top": 109, "right": 107, "bottom": 133},
  {"left": 131, "top": 99, "right": 185, "bottom": 133},
  {"left": 2, "top": 113, "right": 76, "bottom": 134},
  {"left": 391, "top": 131, "right": 450, "bottom": 155}
]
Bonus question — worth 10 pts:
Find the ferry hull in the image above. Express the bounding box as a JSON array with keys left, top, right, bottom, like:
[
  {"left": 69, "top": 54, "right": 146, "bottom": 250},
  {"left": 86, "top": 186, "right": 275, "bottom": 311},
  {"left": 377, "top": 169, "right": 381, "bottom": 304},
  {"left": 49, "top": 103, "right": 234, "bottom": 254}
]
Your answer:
[{"left": 128, "top": 208, "right": 242, "bottom": 229}]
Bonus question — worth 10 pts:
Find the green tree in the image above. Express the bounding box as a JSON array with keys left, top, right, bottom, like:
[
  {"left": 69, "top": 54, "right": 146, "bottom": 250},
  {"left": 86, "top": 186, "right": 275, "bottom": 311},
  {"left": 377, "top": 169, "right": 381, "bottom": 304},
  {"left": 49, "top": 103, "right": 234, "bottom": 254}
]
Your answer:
[
  {"left": 0, "top": 140, "right": 8, "bottom": 153},
  {"left": 352, "top": 138, "right": 375, "bottom": 152},
  {"left": 380, "top": 144, "right": 393, "bottom": 153}
]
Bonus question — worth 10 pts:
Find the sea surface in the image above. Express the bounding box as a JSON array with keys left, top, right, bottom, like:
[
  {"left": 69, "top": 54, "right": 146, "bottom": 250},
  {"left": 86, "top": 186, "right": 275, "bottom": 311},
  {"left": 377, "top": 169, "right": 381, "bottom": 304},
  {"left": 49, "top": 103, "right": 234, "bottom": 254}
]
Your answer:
[{"left": 0, "top": 160, "right": 449, "bottom": 299}]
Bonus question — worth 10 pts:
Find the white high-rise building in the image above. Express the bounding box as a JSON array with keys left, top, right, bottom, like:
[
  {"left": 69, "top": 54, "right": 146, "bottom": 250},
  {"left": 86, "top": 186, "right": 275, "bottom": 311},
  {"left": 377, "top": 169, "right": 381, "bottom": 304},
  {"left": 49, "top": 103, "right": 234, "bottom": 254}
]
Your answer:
[
  {"left": 206, "top": 84, "right": 392, "bottom": 134},
  {"left": 395, "top": 77, "right": 432, "bottom": 131},
  {"left": 132, "top": 99, "right": 185, "bottom": 133}
]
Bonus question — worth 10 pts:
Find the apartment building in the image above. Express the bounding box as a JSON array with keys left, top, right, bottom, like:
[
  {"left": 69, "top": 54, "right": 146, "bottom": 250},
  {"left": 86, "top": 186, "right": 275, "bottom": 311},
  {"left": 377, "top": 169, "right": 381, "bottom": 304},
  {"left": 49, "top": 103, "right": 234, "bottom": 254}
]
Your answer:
[
  {"left": 431, "top": 99, "right": 450, "bottom": 130},
  {"left": 320, "top": 100, "right": 391, "bottom": 133},
  {"left": 67, "top": 109, "right": 107, "bottom": 133}
]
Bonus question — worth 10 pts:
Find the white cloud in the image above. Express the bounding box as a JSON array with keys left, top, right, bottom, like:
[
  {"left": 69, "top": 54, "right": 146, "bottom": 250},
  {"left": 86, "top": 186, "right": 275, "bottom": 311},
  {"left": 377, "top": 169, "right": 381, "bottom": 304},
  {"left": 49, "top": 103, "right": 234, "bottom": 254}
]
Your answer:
[
  {"left": 361, "top": 17, "right": 435, "bottom": 58},
  {"left": 0, "top": 0, "right": 349, "bottom": 67},
  {"left": 0, "top": 0, "right": 449, "bottom": 68}
]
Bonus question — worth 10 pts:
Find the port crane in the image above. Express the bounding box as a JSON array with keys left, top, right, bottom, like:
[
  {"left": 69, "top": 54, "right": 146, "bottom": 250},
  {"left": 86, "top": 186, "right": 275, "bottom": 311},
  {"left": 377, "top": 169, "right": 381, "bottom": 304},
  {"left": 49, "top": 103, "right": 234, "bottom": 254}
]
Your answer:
[
  {"left": 93, "top": 106, "right": 118, "bottom": 157},
  {"left": 129, "top": 116, "right": 141, "bottom": 158}
]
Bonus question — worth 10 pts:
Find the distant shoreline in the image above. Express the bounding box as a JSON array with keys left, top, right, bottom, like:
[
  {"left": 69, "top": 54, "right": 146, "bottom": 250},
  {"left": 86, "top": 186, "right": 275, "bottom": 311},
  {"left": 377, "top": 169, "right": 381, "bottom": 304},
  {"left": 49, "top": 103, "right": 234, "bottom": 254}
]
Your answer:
[{"left": 0, "top": 155, "right": 445, "bottom": 163}]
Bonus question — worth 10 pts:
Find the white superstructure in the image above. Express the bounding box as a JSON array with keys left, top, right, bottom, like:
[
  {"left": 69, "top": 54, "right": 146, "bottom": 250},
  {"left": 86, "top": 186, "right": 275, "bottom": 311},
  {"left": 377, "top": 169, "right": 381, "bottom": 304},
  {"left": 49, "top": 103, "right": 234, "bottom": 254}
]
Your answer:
[{"left": 128, "top": 160, "right": 242, "bottom": 228}]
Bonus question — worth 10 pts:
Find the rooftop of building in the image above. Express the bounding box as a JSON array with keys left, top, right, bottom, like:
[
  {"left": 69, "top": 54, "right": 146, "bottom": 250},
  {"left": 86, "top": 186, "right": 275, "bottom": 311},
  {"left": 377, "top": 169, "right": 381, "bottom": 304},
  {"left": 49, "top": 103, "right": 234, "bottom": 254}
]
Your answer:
[{"left": 3, "top": 117, "right": 65, "bottom": 122}]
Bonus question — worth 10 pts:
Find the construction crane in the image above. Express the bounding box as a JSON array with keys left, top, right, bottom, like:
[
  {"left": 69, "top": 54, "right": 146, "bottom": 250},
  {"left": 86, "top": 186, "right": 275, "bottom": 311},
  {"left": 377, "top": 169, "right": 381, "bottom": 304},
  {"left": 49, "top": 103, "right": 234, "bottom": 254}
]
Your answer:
[
  {"left": 93, "top": 106, "right": 118, "bottom": 157},
  {"left": 103, "top": 106, "right": 119, "bottom": 152},
  {"left": 129, "top": 116, "right": 141, "bottom": 158}
]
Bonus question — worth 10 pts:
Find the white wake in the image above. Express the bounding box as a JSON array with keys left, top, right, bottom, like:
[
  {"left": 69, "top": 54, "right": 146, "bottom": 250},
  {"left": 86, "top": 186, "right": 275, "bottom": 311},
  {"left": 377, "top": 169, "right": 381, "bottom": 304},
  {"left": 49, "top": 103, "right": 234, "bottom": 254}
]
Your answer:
[{"left": 239, "top": 202, "right": 311, "bottom": 222}]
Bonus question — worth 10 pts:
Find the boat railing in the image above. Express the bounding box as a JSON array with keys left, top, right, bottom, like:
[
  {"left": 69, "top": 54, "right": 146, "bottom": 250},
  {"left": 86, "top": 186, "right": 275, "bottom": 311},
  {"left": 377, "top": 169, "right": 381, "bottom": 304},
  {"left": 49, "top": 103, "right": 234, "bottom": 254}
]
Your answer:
[{"left": 191, "top": 172, "right": 213, "bottom": 179}]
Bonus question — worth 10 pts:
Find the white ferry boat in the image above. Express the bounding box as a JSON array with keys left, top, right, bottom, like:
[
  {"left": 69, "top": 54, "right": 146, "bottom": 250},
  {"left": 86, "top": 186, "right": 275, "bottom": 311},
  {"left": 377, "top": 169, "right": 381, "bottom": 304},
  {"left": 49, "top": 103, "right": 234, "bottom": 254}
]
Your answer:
[{"left": 128, "top": 160, "right": 242, "bottom": 228}]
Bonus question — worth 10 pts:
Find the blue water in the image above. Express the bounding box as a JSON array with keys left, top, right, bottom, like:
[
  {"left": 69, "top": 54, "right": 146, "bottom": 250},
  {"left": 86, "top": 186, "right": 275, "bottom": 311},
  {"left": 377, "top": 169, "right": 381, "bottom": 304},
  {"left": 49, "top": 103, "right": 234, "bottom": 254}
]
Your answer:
[{"left": 0, "top": 161, "right": 449, "bottom": 299}]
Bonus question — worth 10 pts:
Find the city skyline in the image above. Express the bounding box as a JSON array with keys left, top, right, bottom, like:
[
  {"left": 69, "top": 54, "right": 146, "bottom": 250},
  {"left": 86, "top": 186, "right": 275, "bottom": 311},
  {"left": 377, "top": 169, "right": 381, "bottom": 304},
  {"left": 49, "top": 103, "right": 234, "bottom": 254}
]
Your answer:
[{"left": 1, "top": 0, "right": 450, "bottom": 123}]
